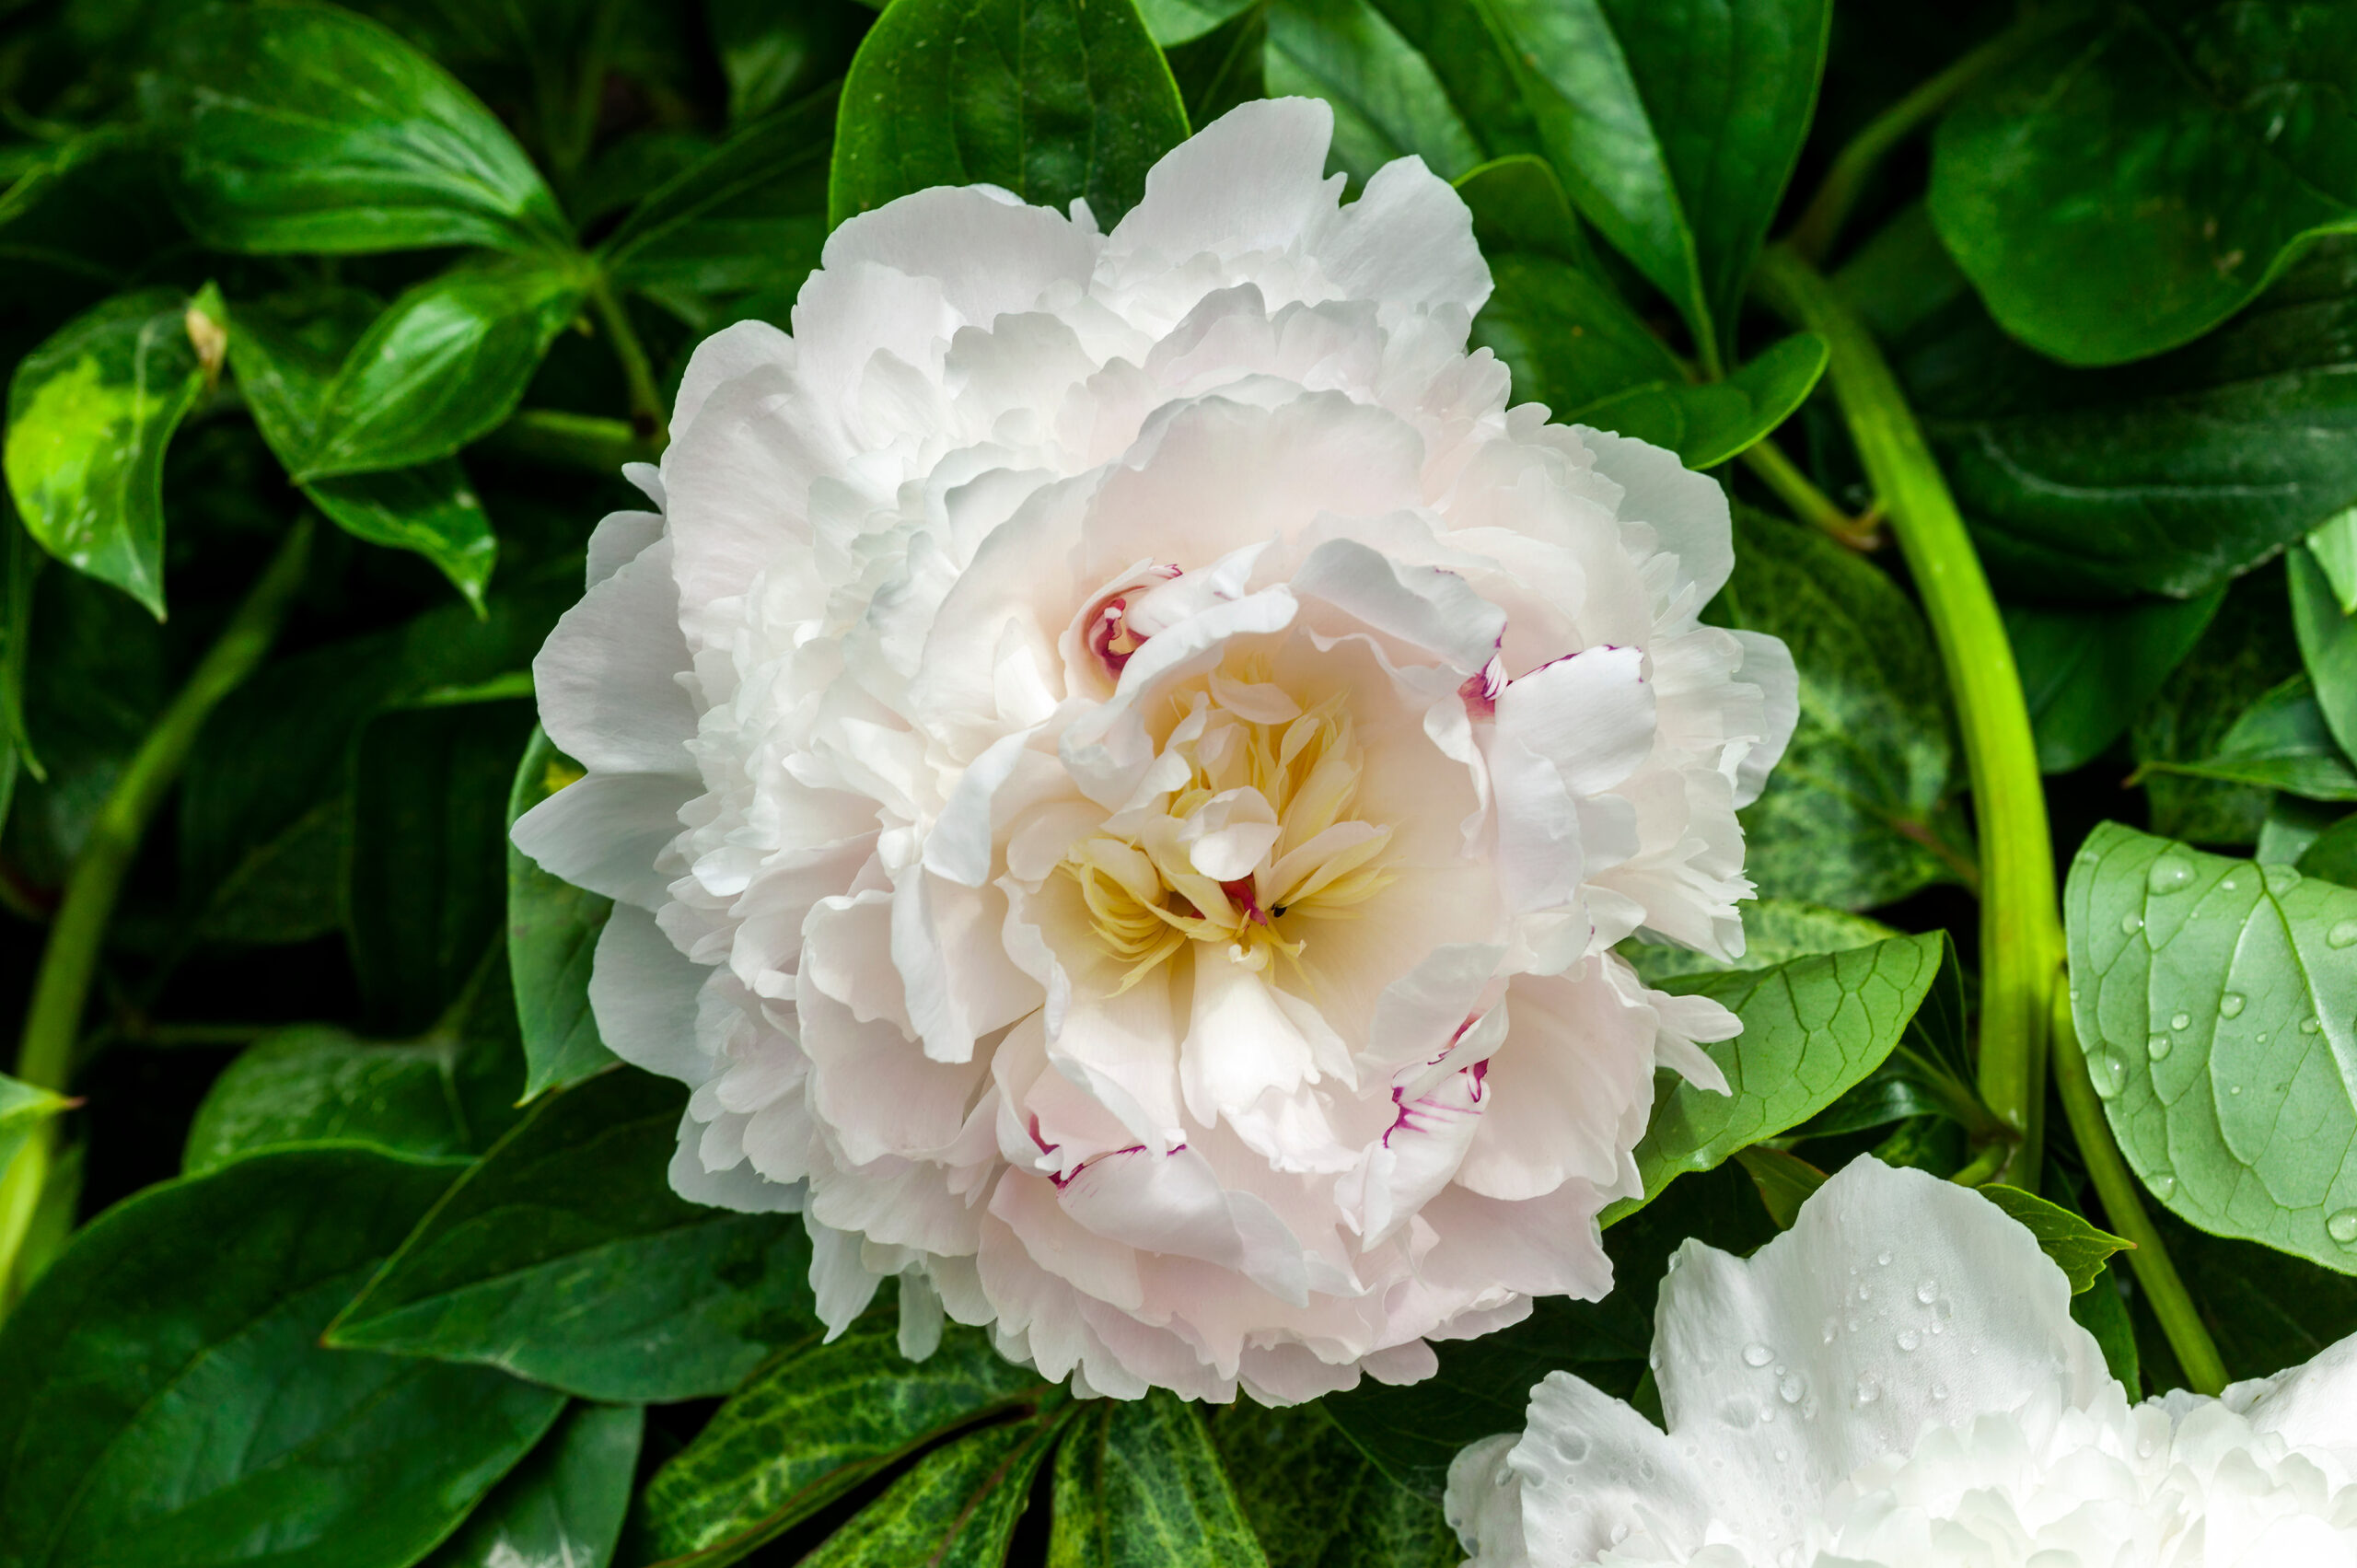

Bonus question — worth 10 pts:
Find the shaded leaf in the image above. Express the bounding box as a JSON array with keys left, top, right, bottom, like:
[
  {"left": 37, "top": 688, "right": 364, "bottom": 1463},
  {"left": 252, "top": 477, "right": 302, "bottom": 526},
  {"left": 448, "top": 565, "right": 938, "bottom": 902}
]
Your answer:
[
  {"left": 183, "top": 1024, "right": 481, "bottom": 1172},
  {"left": 1977, "top": 1184, "right": 2132, "bottom": 1295},
  {"left": 506, "top": 726, "right": 615, "bottom": 1098},
  {"left": 2131, "top": 568, "right": 2305, "bottom": 846},
  {"left": 149, "top": 0, "right": 568, "bottom": 255},
  {"left": 2294, "top": 542, "right": 2357, "bottom": 762},
  {"left": 2005, "top": 591, "right": 2225, "bottom": 774},
  {"left": 1735, "top": 1144, "right": 1826, "bottom": 1229},
  {"left": 4, "top": 287, "right": 207, "bottom": 617},
  {"left": 1050, "top": 1392, "right": 1267, "bottom": 1568},
  {"left": 0, "top": 1074, "right": 70, "bottom": 1183},
  {"left": 2300, "top": 814, "right": 2357, "bottom": 888},
  {"left": 830, "top": 0, "right": 1190, "bottom": 228},
  {"left": 1456, "top": 153, "right": 1595, "bottom": 271},
  {"left": 1207, "top": 1402, "right": 1456, "bottom": 1568},
  {"left": 1619, "top": 898, "right": 1896, "bottom": 986},
  {"left": 2068, "top": 822, "right": 2357, "bottom": 1276},
  {"left": 2141, "top": 676, "right": 2357, "bottom": 802},
  {"left": 708, "top": 0, "right": 869, "bottom": 122},
  {"left": 0, "top": 1145, "right": 564, "bottom": 1568},
  {"left": 1264, "top": 0, "right": 1483, "bottom": 185},
  {"left": 329, "top": 1070, "right": 822, "bottom": 1403},
  {"left": 424, "top": 1402, "right": 644, "bottom": 1568}
]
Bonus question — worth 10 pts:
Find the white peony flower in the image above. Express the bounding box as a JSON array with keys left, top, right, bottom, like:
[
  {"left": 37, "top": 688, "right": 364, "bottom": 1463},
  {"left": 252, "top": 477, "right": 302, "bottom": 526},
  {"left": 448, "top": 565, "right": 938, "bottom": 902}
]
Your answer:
[
  {"left": 512, "top": 97, "right": 1797, "bottom": 1404},
  {"left": 1446, "top": 1157, "right": 2357, "bottom": 1567}
]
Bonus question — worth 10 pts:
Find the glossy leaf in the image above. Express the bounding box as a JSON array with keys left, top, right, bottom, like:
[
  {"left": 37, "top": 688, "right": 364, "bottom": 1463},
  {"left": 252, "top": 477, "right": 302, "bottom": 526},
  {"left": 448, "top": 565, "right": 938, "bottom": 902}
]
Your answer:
[
  {"left": 2141, "top": 676, "right": 2357, "bottom": 803},
  {"left": 633, "top": 1317, "right": 1052, "bottom": 1564},
  {"left": 809, "top": 1416, "right": 1059, "bottom": 1567},
  {"left": 2131, "top": 570, "right": 2305, "bottom": 847},
  {"left": 2154, "top": 1202, "right": 2357, "bottom": 1383},
  {"left": 1135, "top": 0, "right": 1260, "bottom": 45},
  {"left": 1164, "top": 1, "right": 1268, "bottom": 130},
  {"left": 328, "top": 1070, "right": 821, "bottom": 1402},
  {"left": 2005, "top": 591, "right": 2225, "bottom": 774},
  {"left": 1324, "top": 1160, "right": 1774, "bottom": 1496},
  {"left": 2068, "top": 822, "right": 2357, "bottom": 1275},
  {"left": 2301, "top": 815, "right": 2357, "bottom": 888},
  {"left": 423, "top": 1402, "right": 644, "bottom": 1568},
  {"left": 4, "top": 288, "right": 209, "bottom": 617},
  {"left": 830, "top": 0, "right": 1190, "bottom": 228},
  {"left": 183, "top": 1025, "right": 480, "bottom": 1172},
  {"left": 1208, "top": 1402, "right": 1456, "bottom": 1568},
  {"left": 2312, "top": 505, "right": 2357, "bottom": 614},
  {"left": 1456, "top": 153, "right": 1594, "bottom": 270},
  {"left": 1264, "top": 0, "right": 1483, "bottom": 185},
  {"left": 151, "top": 0, "right": 568, "bottom": 255},
  {"left": 1710, "top": 507, "right": 1966, "bottom": 909},
  {"left": 1606, "top": 931, "right": 1950, "bottom": 1223},
  {"left": 1050, "top": 1392, "right": 1268, "bottom": 1568},
  {"left": 2294, "top": 543, "right": 2357, "bottom": 763},
  {"left": 506, "top": 726, "right": 616, "bottom": 1098},
  {"left": 227, "top": 291, "right": 495, "bottom": 605},
  {"left": 1734, "top": 1144, "right": 1826, "bottom": 1229},
  {"left": 1620, "top": 899, "right": 1896, "bottom": 986},
  {"left": 0, "top": 1145, "right": 565, "bottom": 1568},
  {"left": 1977, "top": 1184, "right": 2132, "bottom": 1295},
  {"left": 1470, "top": 0, "right": 1829, "bottom": 354},
  {"left": 1930, "top": 0, "right": 2357, "bottom": 366},
  {"left": 1911, "top": 238, "right": 2357, "bottom": 602},
  {"left": 302, "top": 261, "right": 589, "bottom": 480}
]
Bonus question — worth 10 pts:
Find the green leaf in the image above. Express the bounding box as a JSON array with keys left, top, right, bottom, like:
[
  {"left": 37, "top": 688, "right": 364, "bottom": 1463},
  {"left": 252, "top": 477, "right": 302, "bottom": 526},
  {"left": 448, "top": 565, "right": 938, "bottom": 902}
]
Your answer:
[
  {"left": 604, "top": 87, "right": 834, "bottom": 319},
  {"left": 183, "top": 1025, "right": 483, "bottom": 1173},
  {"left": 2294, "top": 543, "right": 2357, "bottom": 763},
  {"left": 2311, "top": 505, "right": 2357, "bottom": 615},
  {"left": 1710, "top": 507, "right": 1966, "bottom": 909},
  {"left": 1734, "top": 1144, "right": 1826, "bottom": 1229},
  {"left": 2300, "top": 814, "right": 2357, "bottom": 888},
  {"left": 2142, "top": 676, "right": 2357, "bottom": 802},
  {"left": 1135, "top": 0, "right": 1259, "bottom": 44},
  {"left": 327, "top": 1070, "right": 821, "bottom": 1402},
  {"left": 1206, "top": 1401, "right": 1456, "bottom": 1568},
  {"left": 227, "top": 290, "right": 497, "bottom": 606},
  {"left": 1930, "top": 0, "right": 2357, "bottom": 366},
  {"left": 1605, "top": 931, "right": 1950, "bottom": 1223},
  {"left": 2131, "top": 568, "right": 2305, "bottom": 847},
  {"left": 302, "top": 260, "right": 589, "bottom": 481},
  {"left": 2073, "top": 1267, "right": 2142, "bottom": 1391},
  {"left": 709, "top": 0, "right": 869, "bottom": 122},
  {"left": 1324, "top": 1160, "right": 1773, "bottom": 1496},
  {"left": 1469, "top": 256, "right": 1824, "bottom": 466},
  {"left": 2152, "top": 1202, "right": 2357, "bottom": 1382},
  {"left": 507, "top": 726, "right": 616, "bottom": 1098},
  {"left": 1469, "top": 0, "right": 1829, "bottom": 355},
  {"left": 1164, "top": 1, "right": 1267, "bottom": 131},
  {"left": 423, "top": 1402, "right": 644, "bottom": 1568},
  {"left": 1456, "top": 153, "right": 1595, "bottom": 271},
  {"left": 1619, "top": 898, "right": 1897, "bottom": 986},
  {"left": 829, "top": 0, "right": 1190, "bottom": 229},
  {"left": 2068, "top": 822, "right": 2357, "bottom": 1276},
  {"left": 0, "top": 1074, "right": 69, "bottom": 1181},
  {"left": 4, "top": 288, "right": 208, "bottom": 617},
  {"left": 810, "top": 1415, "right": 1060, "bottom": 1567},
  {"left": 1976, "top": 1184, "right": 2132, "bottom": 1295},
  {"left": 1049, "top": 1392, "right": 1267, "bottom": 1568},
  {"left": 0, "top": 1145, "right": 565, "bottom": 1568},
  {"left": 149, "top": 0, "right": 568, "bottom": 255},
  {"left": 633, "top": 1315, "right": 1052, "bottom": 1564},
  {"left": 349, "top": 698, "right": 537, "bottom": 1033},
  {"left": 1264, "top": 0, "right": 1484, "bottom": 186},
  {"left": 2004, "top": 591, "right": 2225, "bottom": 774},
  {"left": 1909, "top": 240, "right": 2357, "bottom": 602}
]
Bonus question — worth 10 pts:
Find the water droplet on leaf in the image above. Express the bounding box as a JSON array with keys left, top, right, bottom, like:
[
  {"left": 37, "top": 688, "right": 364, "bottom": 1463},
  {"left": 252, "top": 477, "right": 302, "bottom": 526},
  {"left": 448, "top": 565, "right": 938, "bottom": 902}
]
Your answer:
[
  {"left": 2221, "top": 993, "right": 2247, "bottom": 1018},
  {"left": 2147, "top": 1032, "right": 2172, "bottom": 1061},
  {"left": 2331, "top": 1211, "right": 2357, "bottom": 1247},
  {"left": 2148, "top": 857, "right": 2193, "bottom": 894},
  {"left": 2089, "top": 1048, "right": 2129, "bottom": 1098}
]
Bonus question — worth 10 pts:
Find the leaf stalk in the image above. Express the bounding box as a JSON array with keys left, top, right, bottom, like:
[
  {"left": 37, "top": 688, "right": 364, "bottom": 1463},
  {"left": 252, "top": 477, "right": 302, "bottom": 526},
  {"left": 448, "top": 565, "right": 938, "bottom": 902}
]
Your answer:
[{"left": 589, "top": 276, "right": 669, "bottom": 447}]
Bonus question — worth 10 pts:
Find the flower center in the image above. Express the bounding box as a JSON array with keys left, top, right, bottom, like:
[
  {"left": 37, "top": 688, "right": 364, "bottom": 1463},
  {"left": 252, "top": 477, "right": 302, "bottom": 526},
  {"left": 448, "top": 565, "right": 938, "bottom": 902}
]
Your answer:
[{"left": 1061, "top": 660, "right": 1396, "bottom": 991}]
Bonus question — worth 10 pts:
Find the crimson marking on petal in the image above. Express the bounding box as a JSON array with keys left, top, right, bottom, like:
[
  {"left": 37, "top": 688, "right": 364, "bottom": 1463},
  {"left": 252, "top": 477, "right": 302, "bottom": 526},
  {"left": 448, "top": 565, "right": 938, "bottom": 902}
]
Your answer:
[
  {"left": 1221, "top": 877, "right": 1271, "bottom": 926},
  {"left": 1459, "top": 653, "right": 1505, "bottom": 717},
  {"left": 1381, "top": 1064, "right": 1485, "bottom": 1146}
]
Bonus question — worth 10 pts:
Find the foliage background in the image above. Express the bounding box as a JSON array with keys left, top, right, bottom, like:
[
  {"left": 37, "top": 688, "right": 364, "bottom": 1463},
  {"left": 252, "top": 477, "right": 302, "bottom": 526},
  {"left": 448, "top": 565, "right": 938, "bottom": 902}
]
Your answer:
[{"left": 1, "top": 0, "right": 2355, "bottom": 1563}]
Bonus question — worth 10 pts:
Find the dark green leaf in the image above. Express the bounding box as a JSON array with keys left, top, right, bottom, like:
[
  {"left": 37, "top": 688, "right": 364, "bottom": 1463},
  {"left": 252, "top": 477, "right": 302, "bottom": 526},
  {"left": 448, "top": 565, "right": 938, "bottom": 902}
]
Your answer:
[
  {"left": 1163, "top": 1, "right": 1267, "bottom": 132},
  {"left": 2131, "top": 568, "right": 2304, "bottom": 846},
  {"left": 2073, "top": 1267, "right": 2142, "bottom": 1390},
  {"left": 1469, "top": 0, "right": 1829, "bottom": 354},
  {"left": 1324, "top": 1160, "right": 1772, "bottom": 1496},
  {"left": 149, "top": 0, "right": 568, "bottom": 255},
  {"left": 348, "top": 698, "right": 537, "bottom": 1033},
  {"left": 709, "top": 0, "right": 869, "bottom": 122},
  {"left": 1976, "top": 1183, "right": 2132, "bottom": 1295},
  {"left": 1930, "top": 0, "right": 2357, "bottom": 366},
  {"left": 302, "top": 261, "right": 589, "bottom": 480},
  {"left": 1049, "top": 1392, "right": 1267, "bottom": 1568},
  {"left": 2294, "top": 542, "right": 2357, "bottom": 762},
  {"left": 2312, "top": 505, "right": 2357, "bottom": 613},
  {"left": 1911, "top": 238, "right": 2357, "bottom": 602},
  {"left": 829, "top": 0, "right": 1190, "bottom": 228},
  {"left": 424, "top": 1403, "right": 644, "bottom": 1568},
  {"left": 1608, "top": 931, "right": 1950, "bottom": 1221},
  {"left": 1711, "top": 507, "right": 1966, "bottom": 909},
  {"left": 2142, "top": 676, "right": 2357, "bottom": 802},
  {"left": 328, "top": 1070, "right": 821, "bottom": 1402},
  {"left": 2004, "top": 591, "right": 2225, "bottom": 774},
  {"left": 2068, "top": 822, "right": 2357, "bottom": 1275},
  {"left": 1734, "top": 1144, "right": 1826, "bottom": 1228},
  {"left": 2154, "top": 1202, "right": 2357, "bottom": 1382},
  {"left": 183, "top": 1025, "right": 479, "bottom": 1172},
  {"left": 2300, "top": 814, "right": 2357, "bottom": 887},
  {"left": 1264, "top": 0, "right": 1483, "bottom": 185},
  {"left": 809, "top": 1415, "right": 1058, "bottom": 1567},
  {"left": 1136, "top": 0, "right": 1260, "bottom": 44},
  {"left": 633, "top": 1317, "right": 1052, "bottom": 1564},
  {"left": 4, "top": 287, "right": 208, "bottom": 617},
  {"left": 1206, "top": 1402, "right": 1455, "bottom": 1568},
  {"left": 507, "top": 726, "right": 616, "bottom": 1098},
  {"left": 1456, "top": 153, "right": 1595, "bottom": 271},
  {"left": 0, "top": 1145, "right": 565, "bottom": 1568}
]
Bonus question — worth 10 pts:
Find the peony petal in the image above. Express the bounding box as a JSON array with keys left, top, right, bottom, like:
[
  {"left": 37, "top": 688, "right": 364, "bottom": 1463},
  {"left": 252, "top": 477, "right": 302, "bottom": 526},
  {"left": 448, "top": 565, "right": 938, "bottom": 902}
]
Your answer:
[
  {"left": 509, "top": 771, "right": 691, "bottom": 909},
  {"left": 820, "top": 183, "right": 1102, "bottom": 325},
  {"left": 1292, "top": 536, "right": 1504, "bottom": 674},
  {"left": 586, "top": 508, "right": 663, "bottom": 588},
  {"left": 588, "top": 904, "right": 709, "bottom": 1084},
  {"left": 1108, "top": 98, "right": 1339, "bottom": 266},
  {"left": 534, "top": 537, "right": 700, "bottom": 777},
  {"left": 1312, "top": 150, "right": 1491, "bottom": 317},
  {"left": 1580, "top": 424, "right": 1736, "bottom": 609},
  {"left": 1728, "top": 626, "right": 1798, "bottom": 810}
]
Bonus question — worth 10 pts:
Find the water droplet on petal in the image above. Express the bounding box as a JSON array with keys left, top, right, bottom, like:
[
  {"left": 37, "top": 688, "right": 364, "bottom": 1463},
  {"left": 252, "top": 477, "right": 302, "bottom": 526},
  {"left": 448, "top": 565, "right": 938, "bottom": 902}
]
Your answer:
[
  {"left": 1856, "top": 1282, "right": 1873, "bottom": 1301},
  {"left": 1916, "top": 1278, "right": 1937, "bottom": 1305},
  {"left": 2171, "top": 1013, "right": 2191, "bottom": 1031},
  {"left": 1853, "top": 1375, "right": 1881, "bottom": 1406},
  {"left": 2330, "top": 1211, "right": 2357, "bottom": 1247},
  {"left": 1875, "top": 1250, "right": 1892, "bottom": 1266},
  {"left": 2147, "top": 1032, "right": 2173, "bottom": 1061},
  {"left": 1743, "top": 1342, "right": 1773, "bottom": 1367},
  {"left": 1778, "top": 1373, "right": 1805, "bottom": 1403},
  {"left": 1897, "top": 1329, "right": 1922, "bottom": 1351},
  {"left": 2148, "top": 856, "right": 2194, "bottom": 894},
  {"left": 1932, "top": 1382, "right": 1950, "bottom": 1402},
  {"left": 2221, "top": 993, "right": 2247, "bottom": 1018},
  {"left": 2330, "top": 920, "right": 2357, "bottom": 949},
  {"left": 2089, "top": 1048, "right": 2129, "bottom": 1098}
]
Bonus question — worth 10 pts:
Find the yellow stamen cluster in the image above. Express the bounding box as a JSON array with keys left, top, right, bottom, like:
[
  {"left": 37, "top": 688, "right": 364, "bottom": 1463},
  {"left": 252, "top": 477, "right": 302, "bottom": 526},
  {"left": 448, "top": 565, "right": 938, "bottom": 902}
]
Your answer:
[{"left": 1062, "top": 664, "right": 1395, "bottom": 991}]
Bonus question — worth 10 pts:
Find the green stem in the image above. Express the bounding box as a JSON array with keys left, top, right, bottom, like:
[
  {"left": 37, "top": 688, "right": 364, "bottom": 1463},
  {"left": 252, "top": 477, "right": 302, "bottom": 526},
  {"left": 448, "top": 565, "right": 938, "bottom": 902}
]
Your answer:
[
  {"left": 2051, "top": 983, "right": 2228, "bottom": 1394},
  {"left": 1783, "top": 8, "right": 2068, "bottom": 265},
  {"left": 589, "top": 277, "right": 669, "bottom": 447},
  {"left": 1753, "top": 245, "right": 2057, "bottom": 1192},
  {"left": 0, "top": 520, "right": 311, "bottom": 1306},
  {"left": 481, "top": 409, "right": 661, "bottom": 475},
  {"left": 1738, "top": 436, "right": 1882, "bottom": 550},
  {"left": 1947, "top": 1140, "right": 2009, "bottom": 1188}
]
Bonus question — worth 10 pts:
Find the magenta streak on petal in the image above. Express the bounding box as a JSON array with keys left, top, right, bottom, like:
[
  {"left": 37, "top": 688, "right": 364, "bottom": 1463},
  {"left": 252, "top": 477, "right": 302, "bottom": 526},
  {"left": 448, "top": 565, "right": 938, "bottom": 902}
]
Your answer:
[
  {"left": 1220, "top": 877, "right": 1271, "bottom": 926},
  {"left": 1048, "top": 1140, "right": 1186, "bottom": 1190},
  {"left": 1381, "top": 1063, "right": 1485, "bottom": 1148},
  {"left": 1086, "top": 564, "right": 1184, "bottom": 679},
  {"left": 1458, "top": 651, "right": 1505, "bottom": 718}
]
